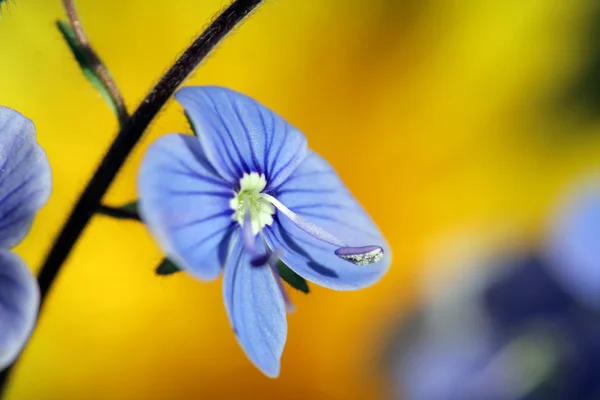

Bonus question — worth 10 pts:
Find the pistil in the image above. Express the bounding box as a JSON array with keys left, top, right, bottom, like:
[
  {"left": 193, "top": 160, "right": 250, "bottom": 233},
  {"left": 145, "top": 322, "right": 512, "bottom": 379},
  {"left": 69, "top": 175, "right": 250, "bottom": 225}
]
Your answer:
[{"left": 230, "top": 172, "right": 275, "bottom": 235}]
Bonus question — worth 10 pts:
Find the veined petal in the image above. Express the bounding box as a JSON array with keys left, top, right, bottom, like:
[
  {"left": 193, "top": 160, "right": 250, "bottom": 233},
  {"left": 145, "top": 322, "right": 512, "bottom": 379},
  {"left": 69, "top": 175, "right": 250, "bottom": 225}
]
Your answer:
[
  {"left": 175, "top": 86, "right": 307, "bottom": 190},
  {"left": 0, "top": 107, "right": 51, "bottom": 249},
  {"left": 265, "top": 151, "right": 391, "bottom": 290},
  {"left": 223, "top": 237, "right": 287, "bottom": 378},
  {"left": 0, "top": 250, "right": 39, "bottom": 370},
  {"left": 138, "top": 133, "right": 236, "bottom": 281}
]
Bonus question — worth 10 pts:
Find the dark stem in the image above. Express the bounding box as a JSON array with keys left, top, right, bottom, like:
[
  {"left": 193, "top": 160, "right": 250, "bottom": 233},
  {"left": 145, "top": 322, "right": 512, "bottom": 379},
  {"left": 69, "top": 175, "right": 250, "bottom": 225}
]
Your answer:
[
  {"left": 63, "top": 0, "right": 129, "bottom": 123},
  {"left": 0, "top": 0, "right": 263, "bottom": 395}
]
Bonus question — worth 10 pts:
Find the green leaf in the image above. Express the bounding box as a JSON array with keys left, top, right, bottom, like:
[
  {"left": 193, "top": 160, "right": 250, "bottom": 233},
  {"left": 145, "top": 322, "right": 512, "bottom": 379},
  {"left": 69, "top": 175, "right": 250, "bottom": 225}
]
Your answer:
[
  {"left": 119, "top": 201, "right": 139, "bottom": 215},
  {"left": 56, "top": 20, "right": 120, "bottom": 119},
  {"left": 156, "top": 258, "right": 181, "bottom": 276},
  {"left": 276, "top": 260, "right": 310, "bottom": 294},
  {"left": 97, "top": 201, "right": 140, "bottom": 221}
]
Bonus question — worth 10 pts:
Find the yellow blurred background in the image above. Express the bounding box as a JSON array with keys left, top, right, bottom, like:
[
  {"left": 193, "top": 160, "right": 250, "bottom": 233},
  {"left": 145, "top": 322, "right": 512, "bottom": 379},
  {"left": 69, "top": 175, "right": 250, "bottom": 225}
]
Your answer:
[{"left": 2, "top": 0, "right": 600, "bottom": 398}]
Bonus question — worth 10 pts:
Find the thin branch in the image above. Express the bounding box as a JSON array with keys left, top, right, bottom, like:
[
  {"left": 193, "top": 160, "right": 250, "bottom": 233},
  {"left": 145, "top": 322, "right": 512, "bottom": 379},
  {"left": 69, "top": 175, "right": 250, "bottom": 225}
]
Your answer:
[
  {"left": 41, "top": 0, "right": 261, "bottom": 306},
  {"left": 0, "top": 0, "right": 264, "bottom": 395},
  {"left": 42, "top": 0, "right": 261, "bottom": 308},
  {"left": 63, "top": 0, "right": 129, "bottom": 123}
]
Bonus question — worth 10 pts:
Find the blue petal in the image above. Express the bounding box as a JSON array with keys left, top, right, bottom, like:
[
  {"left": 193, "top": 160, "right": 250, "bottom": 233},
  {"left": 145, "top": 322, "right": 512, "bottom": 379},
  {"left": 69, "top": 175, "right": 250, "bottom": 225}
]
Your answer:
[
  {"left": 138, "top": 133, "right": 236, "bottom": 281},
  {"left": 0, "top": 107, "right": 51, "bottom": 249},
  {"left": 546, "top": 180, "right": 600, "bottom": 307},
  {"left": 265, "top": 151, "right": 391, "bottom": 290},
  {"left": 223, "top": 236, "right": 287, "bottom": 378},
  {"left": 0, "top": 250, "right": 39, "bottom": 370},
  {"left": 175, "top": 86, "right": 307, "bottom": 189}
]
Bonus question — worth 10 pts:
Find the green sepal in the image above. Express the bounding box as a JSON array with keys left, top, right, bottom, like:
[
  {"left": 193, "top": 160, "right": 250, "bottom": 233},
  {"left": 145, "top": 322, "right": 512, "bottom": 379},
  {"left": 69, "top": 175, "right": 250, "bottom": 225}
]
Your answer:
[
  {"left": 154, "top": 255, "right": 308, "bottom": 292},
  {"left": 97, "top": 201, "right": 140, "bottom": 221},
  {"left": 156, "top": 258, "right": 181, "bottom": 276},
  {"left": 276, "top": 260, "right": 310, "bottom": 294},
  {"left": 56, "top": 20, "right": 120, "bottom": 120},
  {"left": 184, "top": 111, "right": 198, "bottom": 136},
  {"left": 119, "top": 201, "right": 139, "bottom": 215}
]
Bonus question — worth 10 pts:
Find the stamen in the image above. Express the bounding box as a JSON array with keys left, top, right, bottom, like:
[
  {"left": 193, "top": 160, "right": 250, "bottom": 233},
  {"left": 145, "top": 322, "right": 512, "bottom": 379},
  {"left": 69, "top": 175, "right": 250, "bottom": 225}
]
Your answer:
[
  {"left": 251, "top": 250, "right": 282, "bottom": 267},
  {"left": 271, "top": 266, "right": 295, "bottom": 313},
  {"left": 241, "top": 197, "right": 257, "bottom": 253},
  {"left": 262, "top": 194, "right": 385, "bottom": 266},
  {"left": 261, "top": 194, "right": 345, "bottom": 247},
  {"left": 250, "top": 233, "right": 282, "bottom": 267},
  {"left": 335, "top": 245, "right": 384, "bottom": 266},
  {"left": 250, "top": 252, "right": 271, "bottom": 267}
]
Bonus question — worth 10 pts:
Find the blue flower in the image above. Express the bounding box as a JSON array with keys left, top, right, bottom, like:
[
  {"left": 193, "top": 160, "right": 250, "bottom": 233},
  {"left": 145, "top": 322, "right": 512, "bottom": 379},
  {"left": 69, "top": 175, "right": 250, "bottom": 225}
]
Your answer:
[
  {"left": 138, "top": 86, "right": 391, "bottom": 377},
  {"left": 389, "top": 251, "right": 600, "bottom": 400},
  {"left": 545, "top": 178, "right": 600, "bottom": 307},
  {"left": 0, "top": 107, "right": 51, "bottom": 370}
]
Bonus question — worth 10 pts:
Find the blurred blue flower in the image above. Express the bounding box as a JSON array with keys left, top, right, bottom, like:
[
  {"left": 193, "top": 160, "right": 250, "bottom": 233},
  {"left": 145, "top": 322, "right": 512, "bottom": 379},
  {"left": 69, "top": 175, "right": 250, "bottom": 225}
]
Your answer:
[
  {"left": 546, "top": 179, "right": 600, "bottom": 307},
  {"left": 0, "top": 107, "right": 51, "bottom": 370},
  {"left": 482, "top": 254, "right": 574, "bottom": 330},
  {"left": 397, "top": 335, "right": 510, "bottom": 400},
  {"left": 390, "top": 252, "right": 600, "bottom": 400},
  {"left": 138, "top": 86, "right": 391, "bottom": 377},
  {"left": 480, "top": 254, "right": 600, "bottom": 399}
]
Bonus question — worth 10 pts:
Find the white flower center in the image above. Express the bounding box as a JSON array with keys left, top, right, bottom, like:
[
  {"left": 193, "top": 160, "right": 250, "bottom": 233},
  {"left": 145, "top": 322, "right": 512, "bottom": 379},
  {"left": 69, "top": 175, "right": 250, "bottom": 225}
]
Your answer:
[{"left": 229, "top": 172, "right": 275, "bottom": 235}]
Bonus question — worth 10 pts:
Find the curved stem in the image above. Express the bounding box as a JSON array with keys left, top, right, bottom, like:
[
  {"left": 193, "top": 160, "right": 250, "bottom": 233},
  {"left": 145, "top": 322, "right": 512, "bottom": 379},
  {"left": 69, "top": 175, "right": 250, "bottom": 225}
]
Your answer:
[
  {"left": 63, "top": 0, "right": 129, "bottom": 124},
  {"left": 0, "top": 0, "right": 263, "bottom": 395}
]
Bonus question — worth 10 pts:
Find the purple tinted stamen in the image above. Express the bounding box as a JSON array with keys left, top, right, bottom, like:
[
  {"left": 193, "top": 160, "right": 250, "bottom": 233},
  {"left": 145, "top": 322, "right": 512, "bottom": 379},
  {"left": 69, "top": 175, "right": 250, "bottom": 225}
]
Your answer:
[
  {"left": 241, "top": 198, "right": 256, "bottom": 254},
  {"left": 251, "top": 248, "right": 282, "bottom": 268},
  {"left": 335, "top": 245, "right": 384, "bottom": 266},
  {"left": 270, "top": 266, "right": 295, "bottom": 313},
  {"left": 250, "top": 252, "right": 271, "bottom": 267},
  {"left": 250, "top": 233, "right": 282, "bottom": 267},
  {"left": 262, "top": 194, "right": 345, "bottom": 247}
]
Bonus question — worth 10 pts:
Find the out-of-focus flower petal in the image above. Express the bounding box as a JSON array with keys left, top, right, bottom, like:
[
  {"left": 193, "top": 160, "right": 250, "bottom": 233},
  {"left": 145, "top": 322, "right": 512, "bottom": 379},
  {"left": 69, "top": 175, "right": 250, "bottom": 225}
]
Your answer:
[
  {"left": 223, "top": 237, "right": 287, "bottom": 378},
  {"left": 138, "top": 133, "right": 236, "bottom": 281},
  {"left": 265, "top": 151, "right": 391, "bottom": 290},
  {"left": 0, "top": 107, "right": 51, "bottom": 249},
  {"left": 399, "top": 337, "right": 504, "bottom": 400},
  {"left": 0, "top": 250, "right": 39, "bottom": 370},
  {"left": 175, "top": 86, "right": 307, "bottom": 189},
  {"left": 554, "top": 313, "right": 600, "bottom": 398},
  {"left": 546, "top": 180, "right": 600, "bottom": 306},
  {"left": 483, "top": 254, "right": 574, "bottom": 329}
]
